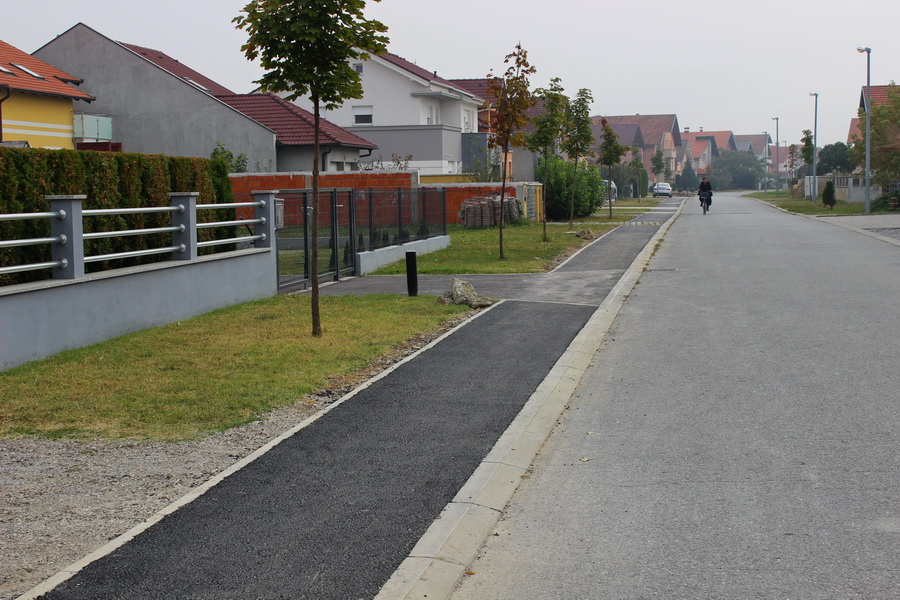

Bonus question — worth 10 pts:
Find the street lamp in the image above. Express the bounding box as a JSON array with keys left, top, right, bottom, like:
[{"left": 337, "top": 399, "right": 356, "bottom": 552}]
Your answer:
[
  {"left": 772, "top": 117, "right": 780, "bottom": 197},
  {"left": 809, "top": 92, "right": 818, "bottom": 203},
  {"left": 857, "top": 46, "right": 871, "bottom": 214},
  {"left": 763, "top": 130, "right": 769, "bottom": 192}
]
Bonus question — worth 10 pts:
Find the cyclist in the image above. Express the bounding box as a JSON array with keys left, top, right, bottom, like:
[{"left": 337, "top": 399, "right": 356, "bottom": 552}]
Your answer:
[{"left": 698, "top": 177, "right": 713, "bottom": 210}]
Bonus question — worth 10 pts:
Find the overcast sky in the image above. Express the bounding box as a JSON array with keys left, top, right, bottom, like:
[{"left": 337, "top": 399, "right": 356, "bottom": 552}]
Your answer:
[{"left": 4, "top": 0, "right": 898, "bottom": 149}]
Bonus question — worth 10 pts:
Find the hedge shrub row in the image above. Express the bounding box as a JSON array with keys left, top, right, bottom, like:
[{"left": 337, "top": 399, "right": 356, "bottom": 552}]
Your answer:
[{"left": 0, "top": 147, "right": 236, "bottom": 286}]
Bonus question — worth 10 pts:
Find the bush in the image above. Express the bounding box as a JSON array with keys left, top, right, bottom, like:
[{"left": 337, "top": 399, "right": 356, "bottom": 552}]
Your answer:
[
  {"left": 0, "top": 147, "right": 236, "bottom": 286},
  {"left": 822, "top": 180, "right": 836, "bottom": 209},
  {"left": 536, "top": 156, "right": 607, "bottom": 220}
]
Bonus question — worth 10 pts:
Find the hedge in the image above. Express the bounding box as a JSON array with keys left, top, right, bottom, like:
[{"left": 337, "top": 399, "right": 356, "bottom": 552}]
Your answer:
[{"left": 0, "top": 147, "right": 236, "bottom": 286}]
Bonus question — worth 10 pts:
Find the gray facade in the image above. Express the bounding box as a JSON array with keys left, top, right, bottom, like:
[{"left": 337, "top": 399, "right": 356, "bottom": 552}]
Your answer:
[
  {"left": 346, "top": 124, "right": 461, "bottom": 167},
  {"left": 33, "top": 24, "right": 277, "bottom": 168}
]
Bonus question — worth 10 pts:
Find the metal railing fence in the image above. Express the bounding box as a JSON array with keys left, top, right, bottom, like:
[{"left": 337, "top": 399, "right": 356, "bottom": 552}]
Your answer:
[{"left": 0, "top": 192, "right": 275, "bottom": 282}]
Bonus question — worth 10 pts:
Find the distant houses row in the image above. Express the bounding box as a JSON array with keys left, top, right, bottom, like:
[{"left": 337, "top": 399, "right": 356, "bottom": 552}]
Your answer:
[{"left": 1, "top": 22, "right": 892, "bottom": 186}]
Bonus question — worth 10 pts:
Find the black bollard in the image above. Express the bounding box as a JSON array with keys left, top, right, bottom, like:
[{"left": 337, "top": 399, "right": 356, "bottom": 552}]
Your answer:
[{"left": 406, "top": 251, "right": 418, "bottom": 297}]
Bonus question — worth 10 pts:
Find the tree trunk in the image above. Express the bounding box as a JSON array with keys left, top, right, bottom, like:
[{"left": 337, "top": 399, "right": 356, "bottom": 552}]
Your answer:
[
  {"left": 608, "top": 164, "right": 613, "bottom": 219},
  {"left": 541, "top": 151, "right": 549, "bottom": 242},
  {"left": 568, "top": 155, "right": 578, "bottom": 230},
  {"left": 310, "top": 99, "right": 322, "bottom": 337}
]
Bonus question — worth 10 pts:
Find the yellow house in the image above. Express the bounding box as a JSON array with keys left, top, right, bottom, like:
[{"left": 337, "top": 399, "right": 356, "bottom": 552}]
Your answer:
[{"left": 0, "top": 40, "right": 94, "bottom": 149}]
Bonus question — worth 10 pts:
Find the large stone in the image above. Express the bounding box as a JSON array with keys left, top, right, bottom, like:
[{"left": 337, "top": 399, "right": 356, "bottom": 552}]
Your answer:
[{"left": 438, "top": 278, "right": 494, "bottom": 308}]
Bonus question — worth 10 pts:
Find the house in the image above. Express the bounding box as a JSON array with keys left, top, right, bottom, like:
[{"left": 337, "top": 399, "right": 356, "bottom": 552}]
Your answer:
[
  {"left": 216, "top": 93, "right": 377, "bottom": 172},
  {"left": 597, "top": 114, "right": 681, "bottom": 182},
  {"left": 288, "top": 51, "right": 484, "bottom": 175},
  {"left": 681, "top": 131, "right": 719, "bottom": 175},
  {"left": 734, "top": 133, "right": 771, "bottom": 164},
  {"left": 32, "top": 23, "right": 277, "bottom": 168},
  {"left": 0, "top": 39, "right": 95, "bottom": 149},
  {"left": 689, "top": 129, "right": 737, "bottom": 153}
]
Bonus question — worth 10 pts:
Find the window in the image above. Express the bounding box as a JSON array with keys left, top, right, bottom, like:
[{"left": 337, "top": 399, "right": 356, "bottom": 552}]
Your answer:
[
  {"left": 0, "top": 64, "right": 16, "bottom": 76},
  {"left": 353, "top": 63, "right": 364, "bottom": 74},
  {"left": 11, "top": 63, "right": 44, "bottom": 79},
  {"left": 352, "top": 105, "right": 373, "bottom": 125},
  {"left": 464, "top": 109, "right": 475, "bottom": 132},
  {"left": 426, "top": 106, "right": 434, "bottom": 125}
]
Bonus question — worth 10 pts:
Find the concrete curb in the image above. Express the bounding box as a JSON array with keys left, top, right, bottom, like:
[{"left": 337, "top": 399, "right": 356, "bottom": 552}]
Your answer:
[{"left": 375, "top": 199, "right": 686, "bottom": 600}]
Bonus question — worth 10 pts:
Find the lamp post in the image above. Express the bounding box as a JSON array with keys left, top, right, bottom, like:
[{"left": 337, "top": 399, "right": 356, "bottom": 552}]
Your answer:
[
  {"left": 809, "top": 92, "right": 818, "bottom": 203},
  {"left": 857, "top": 46, "right": 871, "bottom": 214},
  {"left": 763, "top": 130, "right": 769, "bottom": 192},
  {"left": 772, "top": 117, "right": 780, "bottom": 197}
]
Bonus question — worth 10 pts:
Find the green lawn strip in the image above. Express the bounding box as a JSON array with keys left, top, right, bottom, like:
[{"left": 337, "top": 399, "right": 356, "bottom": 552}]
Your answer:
[
  {"left": 0, "top": 295, "right": 469, "bottom": 441},
  {"left": 743, "top": 191, "right": 887, "bottom": 215},
  {"left": 370, "top": 221, "right": 616, "bottom": 275}
]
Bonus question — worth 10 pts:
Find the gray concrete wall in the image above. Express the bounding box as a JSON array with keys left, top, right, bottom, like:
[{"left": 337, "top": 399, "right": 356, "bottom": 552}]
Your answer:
[
  {"left": 34, "top": 24, "right": 277, "bottom": 169},
  {"left": 0, "top": 249, "right": 277, "bottom": 371},
  {"left": 356, "top": 236, "right": 450, "bottom": 274},
  {"left": 345, "top": 125, "right": 458, "bottom": 163}
]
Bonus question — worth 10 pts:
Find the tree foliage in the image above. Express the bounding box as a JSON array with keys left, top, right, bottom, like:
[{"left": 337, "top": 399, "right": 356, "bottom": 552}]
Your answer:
[
  {"left": 536, "top": 156, "right": 606, "bottom": 220},
  {"left": 596, "top": 118, "right": 628, "bottom": 216},
  {"left": 850, "top": 83, "right": 900, "bottom": 184},
  {"left": 650, "top": 147, "right": 665, "bottom": 181},
  {"left": 822, "top": 180, "right": 836, "bottom": 209},
  {"left": 709, "top": 150, "right": 766, "bottom": 190},
  {"left": 486, "top": 43, "right": 537, "bottom": 257},
  {"left": 210, "top": 142, "right": 248, "bottom": 173},
  {"left": 817, "top": 142, "right": 854, "bottom": 175},
  {"left": 676, "top": 161, "right": 699, "bottom": 191},
  {"left": 560, "top": 88, "right": 594, "bottom": 227},
  {"left": 800, "top": 129, "right": 815, "bottom": 168},
  {"left": 525, "top": 77, "right": 567, "bottom": 241},
  {"left": 235, "top": 0, "right": 388, "bottom": 336}
]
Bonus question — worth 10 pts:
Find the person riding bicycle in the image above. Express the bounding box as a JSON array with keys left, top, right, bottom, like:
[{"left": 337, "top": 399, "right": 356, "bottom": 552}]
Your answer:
[{"left": 698, "top": 177, "right": 713, "bottom": 209}]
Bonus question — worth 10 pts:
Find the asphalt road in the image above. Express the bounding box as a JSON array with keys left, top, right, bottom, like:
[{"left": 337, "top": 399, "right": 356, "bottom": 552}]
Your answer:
[
  {"left": 33, "top": 203, "right": 676, "bottom": 600},
  {"left": 452, "top": 192, "right": 900, "bottom": 598}
]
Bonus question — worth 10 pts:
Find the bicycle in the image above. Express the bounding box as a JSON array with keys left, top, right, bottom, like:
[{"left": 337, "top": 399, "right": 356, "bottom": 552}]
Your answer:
[{"left": 699, "top": 191, "right": 711, "bottom": 215}]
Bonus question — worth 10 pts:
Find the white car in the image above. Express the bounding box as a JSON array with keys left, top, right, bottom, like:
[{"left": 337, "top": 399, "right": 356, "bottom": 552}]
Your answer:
[{"left": 652, "top": 182, "right": 672, "bottom": 197}]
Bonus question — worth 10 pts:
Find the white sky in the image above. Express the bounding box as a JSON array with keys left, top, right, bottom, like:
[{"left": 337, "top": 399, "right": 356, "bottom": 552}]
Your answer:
[{"left": 3, "top": 0, "right": 898, "bottom": 149}]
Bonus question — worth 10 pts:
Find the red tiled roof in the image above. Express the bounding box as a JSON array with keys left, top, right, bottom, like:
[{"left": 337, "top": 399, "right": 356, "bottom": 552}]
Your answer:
[
  {"left": 693, "top": 130, "right": 736, "bottom": 151},
  {"left": 682, "top": 134, "right": 713, "bottom": 158},
  {"left": 595, "top": 114, "right": 681, "bottom": 148},
  {"left": 216, "top": 93, "right": 376, "bottom": 148},
  {"left": 448, "top": 78, "right": 491, "bottom": 103},
  {"left": 119, "top": 42, "right": 235, "bottom": 96},
  {"left": 734, "top": 134, "right": 771, "bottom": 156},
  {"left": 859, "top": 85, "right": 898, "bottom": 110},
  {"left": 0, "top": 39, "right": 94, "bottom": 102}
]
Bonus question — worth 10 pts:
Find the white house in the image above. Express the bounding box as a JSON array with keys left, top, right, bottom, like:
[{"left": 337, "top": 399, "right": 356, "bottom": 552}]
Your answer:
[{"left": 289, "top": 51, "right": 483, "bottom": 175}]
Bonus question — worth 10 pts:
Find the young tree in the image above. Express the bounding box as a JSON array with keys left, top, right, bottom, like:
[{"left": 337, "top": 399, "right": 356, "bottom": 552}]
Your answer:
[
  {"left": 650, "top": 147, "right": 665, "bottom": 184},
  {"left": 525, "top": 78, "right": 568, "bottom": 242},
  {"left": 822, "top": 180, "right": 836, "bottom": 209},
  {"left": 800, "top": 129, "right": 815, "bottom": 168},
  {"left": 561, "top": 88, "right": 594, "bottom": 229},
  {"left": 626, "top": 150, "right": 649, "bottom": 199},
  {"left": 596, "top": 118, "right": 627, "bottom": 218},
  {"left": 234, "top": 0, "right": 388, "bottom": 337},
  {"left": 486, "top": 44, "right": 537, "bottom": 258},
  {"left": 679, "top": 161, "right": 700, "bottom": 192}
]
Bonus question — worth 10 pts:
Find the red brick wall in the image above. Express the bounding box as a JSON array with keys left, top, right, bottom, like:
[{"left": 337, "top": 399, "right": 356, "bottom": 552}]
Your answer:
[{"left": 229, "top": 173, "right": 514, "bottom": 224}]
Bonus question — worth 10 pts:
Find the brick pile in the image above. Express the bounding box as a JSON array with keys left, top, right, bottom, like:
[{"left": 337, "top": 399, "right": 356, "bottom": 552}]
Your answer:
[{"left": 459, "top": 195, "right": 524, "bottom": 228}]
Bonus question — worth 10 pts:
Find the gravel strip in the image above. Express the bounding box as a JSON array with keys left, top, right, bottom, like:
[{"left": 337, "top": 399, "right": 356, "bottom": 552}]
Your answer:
[
  {"left": 0, "top": 310, "right": 476, "bottom": 600},
  {"left": 865, "top": 227, "right": 900, "bottom": 240}
]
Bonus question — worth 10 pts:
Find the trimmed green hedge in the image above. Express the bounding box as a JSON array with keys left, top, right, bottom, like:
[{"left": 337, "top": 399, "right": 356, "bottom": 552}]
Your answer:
[{"left": 0, "top": 147, "right": 236, "bottom": 286}]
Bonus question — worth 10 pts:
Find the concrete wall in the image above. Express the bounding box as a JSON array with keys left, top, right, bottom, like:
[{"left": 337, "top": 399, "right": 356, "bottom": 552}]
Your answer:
[
  {"left": 357, "top": 236, "right": 450, "bottom": 274},
  {"left": 33, "top": 24, "right": 277, "bottom": 169},
  {"left": 345, "top": 125, "right": 462, "bottom": 174},
  {"left": 0, "top": 249, "right": 277, "bottom": 371}
]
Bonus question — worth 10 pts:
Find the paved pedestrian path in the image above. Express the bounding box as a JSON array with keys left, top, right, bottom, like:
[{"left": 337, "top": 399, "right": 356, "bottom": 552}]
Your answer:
[{"left": 25, "top": 201, "right": 679, "bottom": 600}]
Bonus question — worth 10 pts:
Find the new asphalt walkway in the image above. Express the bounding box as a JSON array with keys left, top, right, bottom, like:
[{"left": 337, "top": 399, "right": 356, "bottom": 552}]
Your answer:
[{"left": 24, "top": 200, "right": 680, "bottom": 600}]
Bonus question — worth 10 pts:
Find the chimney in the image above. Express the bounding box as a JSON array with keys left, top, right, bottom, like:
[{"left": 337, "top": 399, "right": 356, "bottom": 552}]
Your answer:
[
  {"left": 699, "top": 127, "right": 704, "bottom": 132},
  {"left": 684, "top": 127, "right": 690, "bottom": 133}
]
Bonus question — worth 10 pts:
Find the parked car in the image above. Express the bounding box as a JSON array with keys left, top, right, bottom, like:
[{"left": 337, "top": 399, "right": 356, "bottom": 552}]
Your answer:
[
  {"left": 604, "top": 179, "right": 618, "bottom": 202},
  {"left": 652, "top": 182, "right": 672, "bottom": 197}
]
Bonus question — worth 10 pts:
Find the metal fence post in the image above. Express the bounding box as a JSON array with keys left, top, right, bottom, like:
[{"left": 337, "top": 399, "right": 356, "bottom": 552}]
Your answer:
[
  {"left": 170, "top": 192, "right": 198, "bottom": 260},
  {"left": 368, "top": 188, "right": 375, "bottom": 250},
  {"left": 48, "top": 195, "right": 86, "bottom": 279},
  {"left": 251, "top": 190, "right": 277, "bottom": 249}
]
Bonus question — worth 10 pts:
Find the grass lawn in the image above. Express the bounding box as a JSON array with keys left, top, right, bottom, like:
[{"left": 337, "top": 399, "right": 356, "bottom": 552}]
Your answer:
[
  {"left": 0, "top": 295, "right": 470, "bottom": 441},
  {"left": 370, "top": 221, "right": 616, "bottom": 274},
  {"left": 5, "top": 213, "right": 640, "bottom": 441},
  {"left": 744, "top": 191, "right": 889, "bottom": 215}
]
